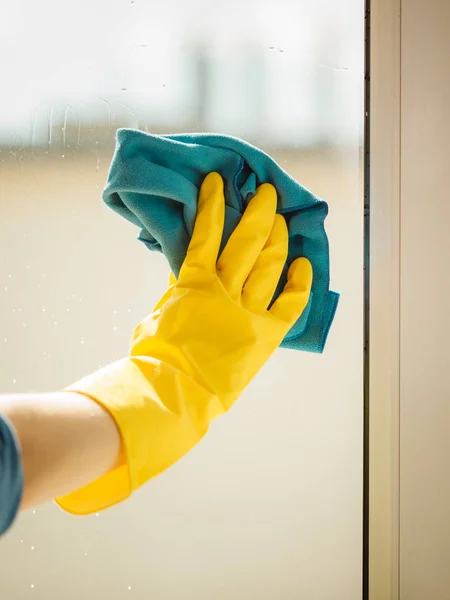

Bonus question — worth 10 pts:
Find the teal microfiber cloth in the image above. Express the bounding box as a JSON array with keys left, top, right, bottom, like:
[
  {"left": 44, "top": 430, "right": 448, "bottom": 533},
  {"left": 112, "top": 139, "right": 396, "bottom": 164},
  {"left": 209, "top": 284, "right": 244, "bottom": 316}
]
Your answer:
[{"left": 103, "top": 128, "right": 339, "bottom": 352}]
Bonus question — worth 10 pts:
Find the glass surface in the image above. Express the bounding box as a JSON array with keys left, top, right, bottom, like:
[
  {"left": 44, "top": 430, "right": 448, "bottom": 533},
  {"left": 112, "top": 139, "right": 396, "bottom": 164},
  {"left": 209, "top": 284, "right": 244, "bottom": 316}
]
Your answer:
[{"left": 0, "top": 1, "right": 364, "bottom": 598}]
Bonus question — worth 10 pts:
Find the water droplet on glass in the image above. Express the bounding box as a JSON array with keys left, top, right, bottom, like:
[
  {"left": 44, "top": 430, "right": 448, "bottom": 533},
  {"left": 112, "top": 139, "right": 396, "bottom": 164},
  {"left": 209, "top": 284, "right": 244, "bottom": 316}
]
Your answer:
[
  {"left": 4, "top": 338, "right": 7, "bottom": 343},
  {"left": 42, "top": 307, "right": 46, "bottom": 313},
  {"left": 31, "top": 584, "right": 35, "bottom": 589},
  {"left": 8, "top": 274, "right": 11, "bottom": 278},
  {"left": 121, "top": 87, "right": 128, "bottom": 92},
  {"left": 54, "top": 321, "right": 58, "bottom": 326},
  {"left": 95, "top": 184, "right": 100, "bottom": 189},
  {"left": 4, "top": 286, "right": 8, "bottom": 292},
  {"left": 12, "top": 379, "right": 16, "bottom": 384},
  {"left": 84, "top": 552, "right": 88, "bottom": 556},
  {"left": 95, "top": 513, "right": 99, "bottom": 517},
  {"left": 128, "top": 586, "right": 132, "bottom": 591},
  {"left": 113, "top": 326, "right": 117, "bottom": 331},
  {"left": 20, "top": 539, "right": 23, "bottom": 543},
  {"left": 66, "top": 308, "right": 70, "bottom": 312},
  {"left": 127, "top": 308, "right": 131, "bottom": 313},
  {"left": 31, "top": 546, "right": 35, "bottom": 551},
  {"left": 32, "top": 510, "right": 36, "bottom": 514},
  {"left": 61, "top": 154, "right": 65, "bottom": 158}
]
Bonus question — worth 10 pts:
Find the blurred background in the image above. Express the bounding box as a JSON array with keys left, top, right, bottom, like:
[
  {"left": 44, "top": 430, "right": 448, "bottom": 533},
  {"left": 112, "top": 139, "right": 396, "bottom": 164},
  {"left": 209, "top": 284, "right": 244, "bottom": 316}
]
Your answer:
[
  {"left": 0, "top": 0, "right": 361, "bottom": 149},
  {"left": 0, "top": 0, "right": 364, "bottom": 598}
]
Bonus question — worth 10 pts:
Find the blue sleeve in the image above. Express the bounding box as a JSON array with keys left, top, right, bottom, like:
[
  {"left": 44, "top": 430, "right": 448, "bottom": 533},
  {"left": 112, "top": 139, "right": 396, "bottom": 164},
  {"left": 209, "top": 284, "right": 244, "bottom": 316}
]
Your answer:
[{"left": 0, "top": 413, "right": 23, "bottom": 536}]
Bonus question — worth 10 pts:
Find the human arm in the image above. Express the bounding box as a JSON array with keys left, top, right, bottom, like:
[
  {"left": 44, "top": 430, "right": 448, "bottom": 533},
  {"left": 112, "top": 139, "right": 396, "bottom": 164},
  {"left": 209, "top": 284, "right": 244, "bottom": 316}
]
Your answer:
[
  {"left": 0, "top": 392, "right": 122, "bottom": 515},
  {"left": 0, "top": 172, "right": 313, "bottom": 527}
]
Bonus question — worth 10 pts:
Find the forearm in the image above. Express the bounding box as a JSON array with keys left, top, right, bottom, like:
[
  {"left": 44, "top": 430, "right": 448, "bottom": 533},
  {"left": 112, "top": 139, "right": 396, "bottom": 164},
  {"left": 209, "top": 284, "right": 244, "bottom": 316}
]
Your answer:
[{"left": 0, "top": 392, "right": 123, "bottom": 511}]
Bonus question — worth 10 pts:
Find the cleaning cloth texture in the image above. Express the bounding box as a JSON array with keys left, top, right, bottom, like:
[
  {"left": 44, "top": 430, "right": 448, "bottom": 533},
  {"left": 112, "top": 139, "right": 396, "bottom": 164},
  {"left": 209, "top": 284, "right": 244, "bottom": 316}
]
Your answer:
[{"left": 103, "top": 128, "right": 339, "bottom": 352}]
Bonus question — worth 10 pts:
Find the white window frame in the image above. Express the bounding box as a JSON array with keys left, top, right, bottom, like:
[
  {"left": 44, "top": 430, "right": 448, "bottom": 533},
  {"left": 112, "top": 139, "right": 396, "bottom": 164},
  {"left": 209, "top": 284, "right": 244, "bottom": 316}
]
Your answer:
[{"left": 369, "top": 0, "right": 401, "bottom": 598}]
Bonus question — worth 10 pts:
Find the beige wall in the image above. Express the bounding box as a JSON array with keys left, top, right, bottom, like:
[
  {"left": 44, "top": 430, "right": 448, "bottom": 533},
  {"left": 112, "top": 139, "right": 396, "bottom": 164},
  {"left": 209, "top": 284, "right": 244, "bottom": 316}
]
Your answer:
[
  {"left": 0, "top": 149, "right": 363, "bottom": 598},
  {"left": 370, "top": 0, "right": 450, "bottom": 598},
  {"left": 399, "top": 1, "right": 450, "bottom": 598}
]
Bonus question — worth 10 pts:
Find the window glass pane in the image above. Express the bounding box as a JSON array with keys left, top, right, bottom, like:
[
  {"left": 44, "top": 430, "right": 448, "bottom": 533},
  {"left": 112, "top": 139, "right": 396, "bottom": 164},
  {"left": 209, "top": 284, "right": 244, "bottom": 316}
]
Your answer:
[{"left": 0, "top": 1, "right": 364, "bottom": 597}]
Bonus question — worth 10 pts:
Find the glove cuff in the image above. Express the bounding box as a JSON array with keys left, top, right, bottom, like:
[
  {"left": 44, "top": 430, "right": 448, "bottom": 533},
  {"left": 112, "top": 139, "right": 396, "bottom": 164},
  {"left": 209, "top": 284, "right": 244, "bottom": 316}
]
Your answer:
[{"left": 55, "top": 356, "right": 221, "bottom": 515}]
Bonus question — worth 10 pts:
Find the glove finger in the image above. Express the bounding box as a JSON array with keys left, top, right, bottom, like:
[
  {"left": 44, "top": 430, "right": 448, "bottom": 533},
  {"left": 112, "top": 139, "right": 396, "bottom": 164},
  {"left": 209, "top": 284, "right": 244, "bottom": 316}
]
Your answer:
[
  {"left": 269, "top": 257, "right": 313, "bottom": 325},
  {"left": 179, "top": 172, "right": 225, "bottom": 279},
  {"left": 217, "top": 183, "right": 277, "bottom": 299},
  {"left": 241, "top": 214, "right": 288, "bottom": 312}
]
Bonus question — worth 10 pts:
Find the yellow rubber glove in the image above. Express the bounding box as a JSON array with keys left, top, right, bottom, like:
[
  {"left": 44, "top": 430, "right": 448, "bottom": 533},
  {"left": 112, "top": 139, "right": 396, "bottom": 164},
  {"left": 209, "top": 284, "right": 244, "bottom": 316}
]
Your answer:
[{"left": 56, "top": 172, "right": 312, "bottom": 515}]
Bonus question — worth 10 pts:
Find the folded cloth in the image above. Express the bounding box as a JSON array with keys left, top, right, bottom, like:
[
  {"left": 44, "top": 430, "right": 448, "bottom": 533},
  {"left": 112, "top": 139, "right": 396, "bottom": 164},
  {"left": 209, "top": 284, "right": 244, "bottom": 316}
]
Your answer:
[{"left": 103, "top": 129, "right": 339, "bottom": 352}]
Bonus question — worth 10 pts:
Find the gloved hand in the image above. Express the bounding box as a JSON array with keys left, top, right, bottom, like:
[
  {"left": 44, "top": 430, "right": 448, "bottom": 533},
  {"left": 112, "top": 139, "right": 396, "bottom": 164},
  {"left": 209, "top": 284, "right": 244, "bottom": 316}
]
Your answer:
[{"left": 56, "top": 172, "right": 312, "bottom": 515}]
